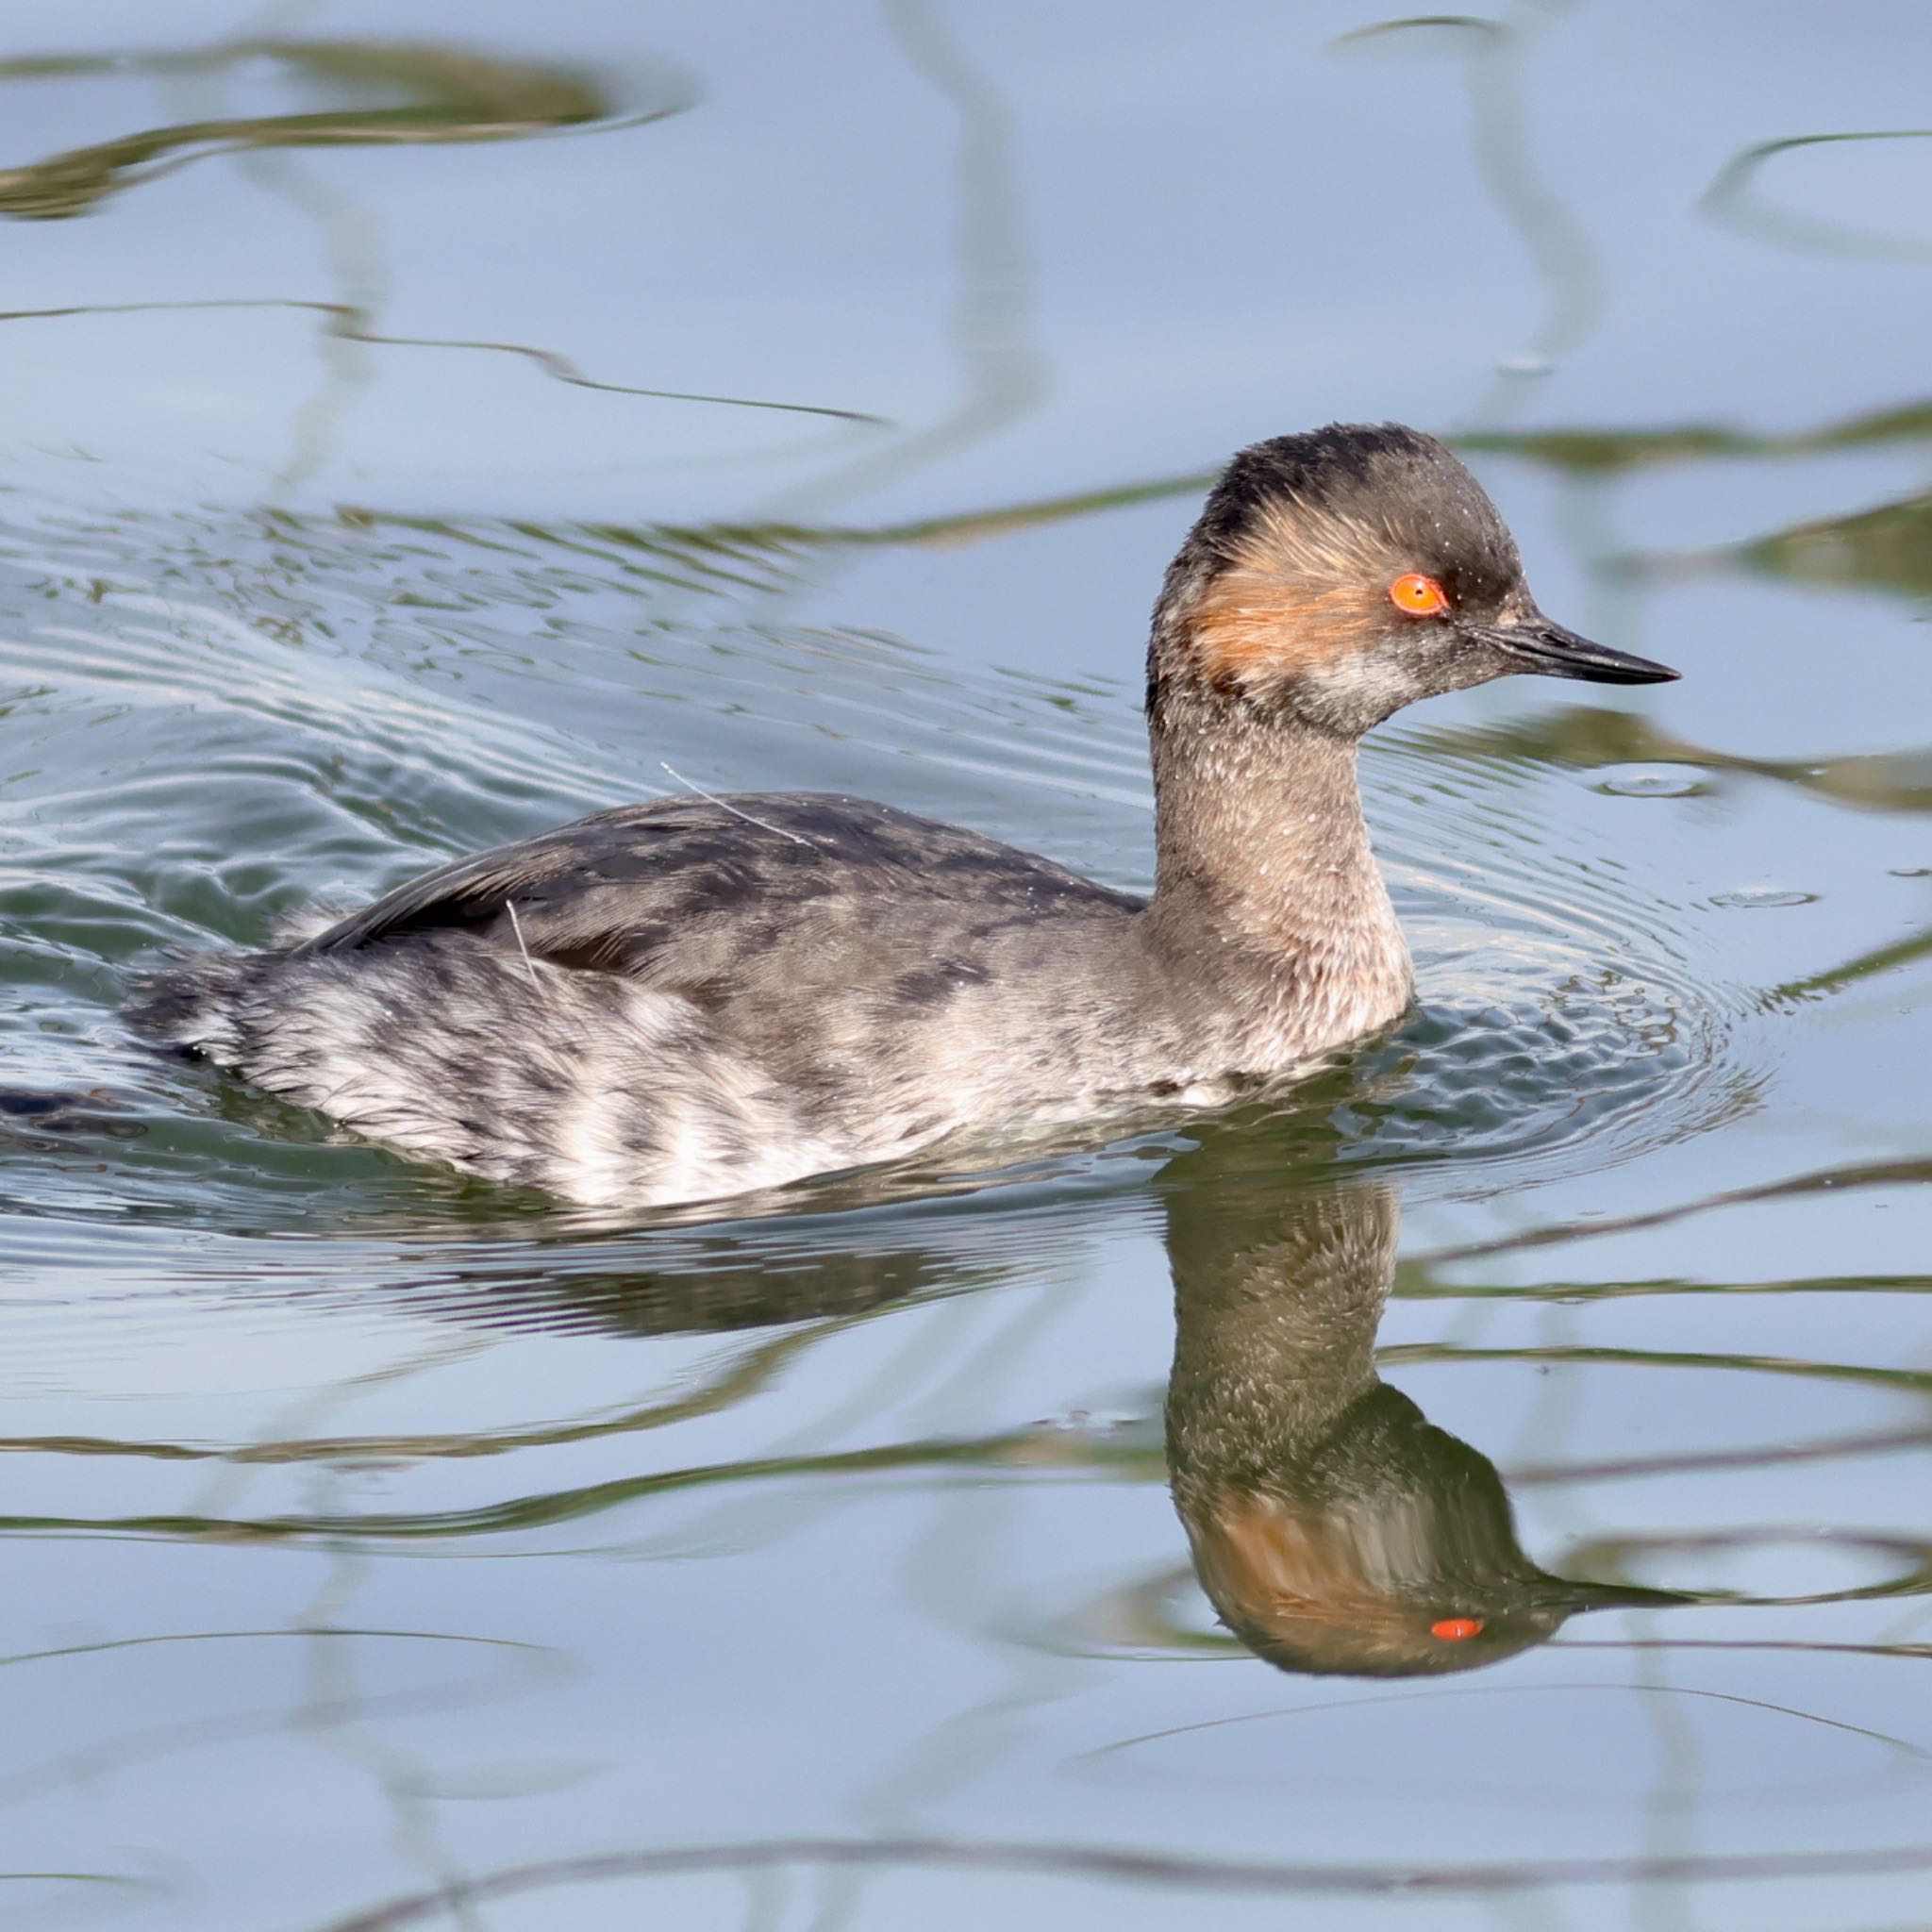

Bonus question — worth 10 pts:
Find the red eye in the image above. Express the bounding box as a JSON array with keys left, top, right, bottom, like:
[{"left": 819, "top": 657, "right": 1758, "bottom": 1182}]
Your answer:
[
  {"left": 1429, "top": 1618, "right": 1484, "bottom": 1642},
  {"left": 1390, "top": 573, "right": 1449, "bottom": 616}
]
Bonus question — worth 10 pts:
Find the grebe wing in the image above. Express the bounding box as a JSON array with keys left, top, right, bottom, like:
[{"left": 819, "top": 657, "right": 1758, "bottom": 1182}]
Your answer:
[{"left": 294, "top": 792, "right": 1133, "bottom": 974}]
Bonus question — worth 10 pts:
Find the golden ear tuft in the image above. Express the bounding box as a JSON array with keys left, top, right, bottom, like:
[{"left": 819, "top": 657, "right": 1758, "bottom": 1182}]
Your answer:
[{"left": 1389, "top": 572, "right": 1449, "bottom": 616}]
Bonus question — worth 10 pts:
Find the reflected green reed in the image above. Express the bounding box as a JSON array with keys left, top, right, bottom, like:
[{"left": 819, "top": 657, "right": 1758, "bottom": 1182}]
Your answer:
[
  {"left": 4, "top": 4, "right": 1932, "bottom": 1930},
  {"left": 0, "top": 38, "right": 683, "bottom": 220}
]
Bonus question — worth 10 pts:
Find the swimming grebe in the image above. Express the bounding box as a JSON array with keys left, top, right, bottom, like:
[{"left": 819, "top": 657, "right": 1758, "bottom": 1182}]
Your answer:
[{"left": 131, "top": 424, "right": 1677, "bottom": 1208}]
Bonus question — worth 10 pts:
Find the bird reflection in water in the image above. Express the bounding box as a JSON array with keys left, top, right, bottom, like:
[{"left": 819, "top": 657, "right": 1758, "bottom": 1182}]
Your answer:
[
  {"left": 1164, "top": 1174, "right": 1682, "bottom": 1676},
  {"left": 354, "top": 1123, "right": 1687, "bottom": 1677}
]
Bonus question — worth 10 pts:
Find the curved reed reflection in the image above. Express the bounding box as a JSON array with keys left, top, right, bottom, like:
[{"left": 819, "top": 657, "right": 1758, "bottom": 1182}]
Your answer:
[
  {"left": 0, "top": 1627, "right": 565, "bottom": 1810},
  {"left": 1164, "top": 1174, "right": 1681, "bottom": 1677},
  {"left": 309, "top": 1831, "right": 1932, "bottom": 1931},
  {"left": 0, "top": 301, "right": 883, "bottom": 426},
  {"left": 1704, "top": 129, "right": 1932, "bottom": 261},
  {"left": 1332, "top": 8, "right": 1604, "bottom": 425},
  {"left": 0, "top": 38, "right": 688, "bottom": 220}
]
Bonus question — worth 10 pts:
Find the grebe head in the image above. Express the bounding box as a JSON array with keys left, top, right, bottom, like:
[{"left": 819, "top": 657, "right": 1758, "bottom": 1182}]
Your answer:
[
  {"left": 1179, "top": 1389, "right": 1689, "bottom": 1678},
  {"left": 1149, "top": 423, "right": 1677, "bottom": 738}
]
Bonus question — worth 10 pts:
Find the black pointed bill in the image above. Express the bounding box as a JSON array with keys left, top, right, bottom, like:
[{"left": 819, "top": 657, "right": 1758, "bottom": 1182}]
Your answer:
[
  {"left": 1477, "top": 617, "right": 1679, "bottom": 686},
  {"left": 1545, "top": 1577, "right": 1695, "bottom": 1614}
]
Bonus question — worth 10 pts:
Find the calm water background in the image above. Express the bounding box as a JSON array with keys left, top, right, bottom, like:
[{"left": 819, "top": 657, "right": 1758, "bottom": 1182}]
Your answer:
[{"left": 3, "top": 3, "right": 1932, "bottom": 1927}]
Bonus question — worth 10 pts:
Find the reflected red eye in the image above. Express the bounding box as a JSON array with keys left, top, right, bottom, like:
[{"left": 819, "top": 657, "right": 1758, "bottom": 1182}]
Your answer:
[
  {"left": 1429, "top": 1618, "right": 1484, "bottom": 1641},
  {"left": 1390, "top": 573, "right": 1449, "bottom": 616}
]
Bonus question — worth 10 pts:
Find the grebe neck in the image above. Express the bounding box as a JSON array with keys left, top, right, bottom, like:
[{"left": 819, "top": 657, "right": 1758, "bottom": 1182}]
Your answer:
[{"left": 1148, "top": 691, "right": 1400, "bottom": 970}]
